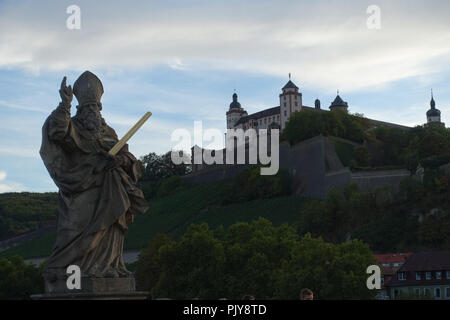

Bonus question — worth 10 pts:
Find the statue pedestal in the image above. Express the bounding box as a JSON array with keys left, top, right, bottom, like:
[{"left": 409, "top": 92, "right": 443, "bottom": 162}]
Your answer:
[
  {"left": 31, "top": 291, "right": 149, "bottom": 300},
  {"left": 31, "top": 277, "right": 149, "bottom": 300}
]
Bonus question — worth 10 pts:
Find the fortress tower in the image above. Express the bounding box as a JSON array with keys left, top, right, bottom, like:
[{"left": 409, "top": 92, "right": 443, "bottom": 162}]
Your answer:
[
  {"left": 426, "top": 90, "right": 444, "bottom": 126},
  {"left": 226, "top": 93, "right": 247, "bottom": 129},
  {"left": 329, "top": 91, "right": 349, "bottom": 112},
  {"left": 279, "top": 76, "right": 302, "bottom": 130}
]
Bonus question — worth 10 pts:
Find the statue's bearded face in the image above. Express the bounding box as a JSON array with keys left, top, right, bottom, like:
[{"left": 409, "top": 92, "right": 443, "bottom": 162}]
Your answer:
[{"left": 77, "top": 103, "right": 103, "bottom": 132}]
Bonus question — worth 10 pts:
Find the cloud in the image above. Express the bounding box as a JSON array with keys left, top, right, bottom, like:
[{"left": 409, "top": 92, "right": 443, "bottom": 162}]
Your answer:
[
  {"left": 168, "top": 58, "right": 188, "bottom": 71},
  {"left": 0, "top": 182, "right": 26, "bottom": 193},
  {"left": 0, "top": 147, "right": 40, "bottom": 159},
  {"left": 1, "top": 0, "right": 450, "bottom": 91},
  {"left": 0, "top": 100, "right": 49, "bottom": 113},
  {"left": 0, "top": 171, "right": 26, "bottom": 193}
]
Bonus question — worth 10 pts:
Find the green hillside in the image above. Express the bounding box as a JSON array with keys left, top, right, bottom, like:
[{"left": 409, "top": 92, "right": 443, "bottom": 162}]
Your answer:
[
  {"left": 0, "top": 192, "right": 58, "bottom": 240},
  {"left": 0, "top": 179, "right": 308, "bottom": 260}
]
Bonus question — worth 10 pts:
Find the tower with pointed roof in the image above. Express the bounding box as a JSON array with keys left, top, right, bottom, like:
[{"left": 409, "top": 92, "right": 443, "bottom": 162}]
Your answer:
[
  {"left": 226, "top": 93, "right": 247, "bottom": 129},
  {"left": 329, "top": 91, "right": 349, "bottom": 112},
  {"left": 426, "top": 90, "right": 443, "bottom": 126},
  {"left": 315, "top": 99, "right": 321, "bottom": 109},
  {"left": 279, "top": 75, "right": 302, "bottom": 129}
]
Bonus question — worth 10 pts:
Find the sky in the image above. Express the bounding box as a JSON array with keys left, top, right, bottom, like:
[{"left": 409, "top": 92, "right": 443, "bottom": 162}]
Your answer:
[{"left": 1, "top": 0, "right": 450, "bottom": 192}]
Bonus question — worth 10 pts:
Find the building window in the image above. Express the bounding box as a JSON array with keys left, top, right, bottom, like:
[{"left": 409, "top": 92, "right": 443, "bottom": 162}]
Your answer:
[
  {"left": 447, "top": 271, "right": 450, "bottom": 279},
  {"left": 295, "top": 102, "right": 298, "bottom": 106},
  {"left": 415, "top": 288, "right": 420, "bottom": 297},
  {"left": 398, "top": 272, "right": 406, "bottom": 280},
  {"left": 284, "top": 96, "right": 286, "bottom": 100},
  {"left": 436, "top": 272, "right": 442, "bottom": 280},
  {"left": 277, "top": 115, "right": 279, "bottom": 120},
  {"left": 446, "top": 287, "right": 450, "bottom": 298},
  {"left": 295, "top": 95, "right": 297, "bottom": 100},
  {"left": 416, "top": 273, "right": 421, "bottom": 280},
  {"left": 393, "top": 263, "right": 401, "bottom": 267},
  {"left": 424, "top": 288, "right": 431, "bottom": 297},
  {"left": 284, "top": 102, "right": 286, "bottom": 107},
  {"left": 259, "top": 119, "right": 262, "bottom": 125},
  {"left": 426, "top": 272, "right": 431, "bottom": 280},
  {"left": 264, "top": 118, "right": 266, "bottom": 124},
  {"left": 284, "top": 111, "right": 287, "bottom": 117},
  {"left": 435, "top": 288, "right": 441, "bottom": 299}
]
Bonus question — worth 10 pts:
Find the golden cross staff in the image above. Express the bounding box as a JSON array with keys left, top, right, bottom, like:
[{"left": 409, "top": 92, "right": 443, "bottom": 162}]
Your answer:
[{"left": 109, "top": 111, "right": 152, "bottom": 156}]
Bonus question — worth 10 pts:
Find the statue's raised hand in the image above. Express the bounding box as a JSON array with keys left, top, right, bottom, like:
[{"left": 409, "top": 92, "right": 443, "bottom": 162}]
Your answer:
[{"left": 59, "top": 76, "right": 73, "bottom": 106}]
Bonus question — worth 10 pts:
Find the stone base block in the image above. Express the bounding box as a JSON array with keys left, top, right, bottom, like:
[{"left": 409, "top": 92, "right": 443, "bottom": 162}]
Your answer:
[
  {"left": 31, "top": 291, "right": 150, "bottom": 300},
  {"left": 44, "top": 276, "right": 137, "bottom": 294}
]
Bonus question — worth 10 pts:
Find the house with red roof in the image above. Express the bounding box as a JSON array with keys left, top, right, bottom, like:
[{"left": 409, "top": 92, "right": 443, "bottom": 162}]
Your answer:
[
  {"left": 385, "top": 251, "right": 450, "bottom": 299},
  {"left": 374, "top": 252, "right": 412, "bottom": 299}
]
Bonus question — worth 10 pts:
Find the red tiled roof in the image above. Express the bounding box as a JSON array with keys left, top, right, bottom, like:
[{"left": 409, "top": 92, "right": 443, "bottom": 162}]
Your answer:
[
  {"left": 381, "top": 266, "right": 401, "bottom": 276},
  {"left": 374, "top": 252, "right": 413, "bottom": 264}
]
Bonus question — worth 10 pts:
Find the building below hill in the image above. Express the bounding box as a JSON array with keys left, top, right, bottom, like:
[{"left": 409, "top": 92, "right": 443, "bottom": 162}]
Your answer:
[
  {"left": 385, "top": 251, "right": 450, "bottom": 299},
  {"left": 374, "top": 252, "right": 413, "bottom": 299}
]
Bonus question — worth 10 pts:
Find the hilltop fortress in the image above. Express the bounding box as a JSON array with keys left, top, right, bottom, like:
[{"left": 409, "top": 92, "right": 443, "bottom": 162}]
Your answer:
[
  {"left": 184, "top": 78, "right": 445, "bottom": 199},
  {"left": 226, "top": 78, "right": 444, "bottom": 132}
]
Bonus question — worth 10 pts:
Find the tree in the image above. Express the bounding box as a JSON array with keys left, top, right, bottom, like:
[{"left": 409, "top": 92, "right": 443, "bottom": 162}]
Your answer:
[
  {"left": 0, "top": 256, "right": 44, "bottom": 299},
  {"left": 283, "top": 109, "right": 368, "bottom": 145},
  {"left": 354, "top": 146, "right": 371, "bottom": 167},
  {"left": 223, "top": 167, "right": 293, "bottom": 204},
  {"left": 139, "top": 151, "right": 191, "bottom": 199},
  {"left": 273, "top": 234, "right": 377, "bottom": 300},
  {"left": 138, "top": 218, "right": 376, "bottom": 300},
  {"left": 156, "top": 176, "right": 189, "bottom": 198},
  {"left": 418, "top": 215, "right": 450, "bottom": 248},
  {"left": 135, "top": 233, "right": 173, "bottom": 293},
  {"left": 151, "top": 224, "right": 226, "bottom": 299},
  {"left": 140, "top": 151, "right": 191, "bottom": 181},
  {"left": 221, "top": 219, "right": 297, "bottom": 299}
]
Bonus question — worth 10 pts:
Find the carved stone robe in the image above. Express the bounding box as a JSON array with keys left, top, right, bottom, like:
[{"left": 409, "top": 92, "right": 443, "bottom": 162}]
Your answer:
[{"left": 40, "top": 104, "right": 148, "bottom": 279}]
